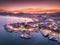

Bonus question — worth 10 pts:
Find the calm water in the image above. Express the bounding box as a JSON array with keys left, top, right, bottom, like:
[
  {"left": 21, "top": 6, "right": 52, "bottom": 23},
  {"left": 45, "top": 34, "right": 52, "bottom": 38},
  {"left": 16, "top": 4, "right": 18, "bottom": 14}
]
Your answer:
[{"left": 0, "top": 15, "right": 60, "bottom": 45}]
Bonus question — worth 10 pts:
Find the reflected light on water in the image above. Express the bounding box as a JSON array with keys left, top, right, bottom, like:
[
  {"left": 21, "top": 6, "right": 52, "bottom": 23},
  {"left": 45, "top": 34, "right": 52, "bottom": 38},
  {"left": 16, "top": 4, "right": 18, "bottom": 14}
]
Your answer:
[{"left": 6, "top": 16, "right": 38, "bottom": 23}]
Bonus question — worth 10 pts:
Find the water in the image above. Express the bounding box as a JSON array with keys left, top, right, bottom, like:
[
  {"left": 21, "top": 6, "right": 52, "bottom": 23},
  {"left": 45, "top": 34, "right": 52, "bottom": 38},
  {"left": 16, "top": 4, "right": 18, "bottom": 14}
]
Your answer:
[{"left": 0, "top": 15, "right": 60, "bottom": 45}]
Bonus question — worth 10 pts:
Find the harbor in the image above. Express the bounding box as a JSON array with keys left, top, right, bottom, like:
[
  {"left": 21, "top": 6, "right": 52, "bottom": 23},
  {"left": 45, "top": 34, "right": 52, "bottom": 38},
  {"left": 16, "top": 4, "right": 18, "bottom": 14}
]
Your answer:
[{"left": 4, "top": 15, "right": 60, "bottom": 43}]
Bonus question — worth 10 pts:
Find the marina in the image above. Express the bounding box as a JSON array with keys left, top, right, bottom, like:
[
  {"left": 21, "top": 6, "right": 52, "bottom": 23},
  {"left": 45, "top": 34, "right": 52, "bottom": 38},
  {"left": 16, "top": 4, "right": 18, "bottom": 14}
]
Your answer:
[{"left": 4, "top": 15, "right": 60, "bottom": 43}]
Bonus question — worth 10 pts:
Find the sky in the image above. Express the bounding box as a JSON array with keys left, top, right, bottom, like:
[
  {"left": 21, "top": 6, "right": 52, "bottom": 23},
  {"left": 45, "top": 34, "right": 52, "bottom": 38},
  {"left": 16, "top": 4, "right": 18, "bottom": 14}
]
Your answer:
[{"left": 0, "top": 0, "right": 60, "bottom": 13}]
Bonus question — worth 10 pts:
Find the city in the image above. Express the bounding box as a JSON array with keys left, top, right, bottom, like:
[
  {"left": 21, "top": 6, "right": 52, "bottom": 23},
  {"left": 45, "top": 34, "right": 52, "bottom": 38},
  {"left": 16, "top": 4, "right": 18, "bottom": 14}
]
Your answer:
[{"left": 4, "top": 14, "right": 60, "bottom": 43}]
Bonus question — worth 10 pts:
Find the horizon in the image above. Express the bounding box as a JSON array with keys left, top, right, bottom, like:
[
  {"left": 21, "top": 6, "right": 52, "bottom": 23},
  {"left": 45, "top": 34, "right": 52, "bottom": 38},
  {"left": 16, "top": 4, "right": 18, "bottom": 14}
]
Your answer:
[{"left": 0, "top": 8, "right": 60, "bottom": 14}]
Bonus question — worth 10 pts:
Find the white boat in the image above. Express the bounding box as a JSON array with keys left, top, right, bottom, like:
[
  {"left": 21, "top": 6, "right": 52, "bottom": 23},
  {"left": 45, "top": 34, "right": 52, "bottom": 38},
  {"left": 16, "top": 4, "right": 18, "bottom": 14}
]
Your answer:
[{"left": 20, "top": 33, "right": 31, "bottom": 39}]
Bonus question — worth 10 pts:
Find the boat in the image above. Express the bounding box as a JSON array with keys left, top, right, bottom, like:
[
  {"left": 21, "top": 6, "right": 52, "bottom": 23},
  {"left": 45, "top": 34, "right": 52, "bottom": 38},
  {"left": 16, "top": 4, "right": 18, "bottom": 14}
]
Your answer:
[{"left": 20, "top": 33, "right": 31, "bottom": 39}]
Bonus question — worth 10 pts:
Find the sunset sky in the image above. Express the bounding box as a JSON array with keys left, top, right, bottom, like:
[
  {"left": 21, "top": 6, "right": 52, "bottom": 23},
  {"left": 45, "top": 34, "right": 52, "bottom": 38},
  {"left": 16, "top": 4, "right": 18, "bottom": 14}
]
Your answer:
[{"left": 0, "top": 0, "right": 60, "bottom": 13}]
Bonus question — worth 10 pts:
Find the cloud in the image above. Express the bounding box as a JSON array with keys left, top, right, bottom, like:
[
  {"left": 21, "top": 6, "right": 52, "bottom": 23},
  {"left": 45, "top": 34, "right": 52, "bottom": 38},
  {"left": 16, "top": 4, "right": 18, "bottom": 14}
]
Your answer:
[{"left": 0, "top": 8, "right": 60, "bottom": 13}]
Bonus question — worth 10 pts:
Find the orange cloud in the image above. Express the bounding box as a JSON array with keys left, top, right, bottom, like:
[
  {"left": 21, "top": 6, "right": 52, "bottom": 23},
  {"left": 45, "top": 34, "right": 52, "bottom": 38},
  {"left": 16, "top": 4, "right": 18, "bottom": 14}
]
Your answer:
[
  {"left": 0, "top": 8, "right": 60, "bottom": 13},
  {"left": 0, "top": 9, "right": 6, "bottom": 12}
]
